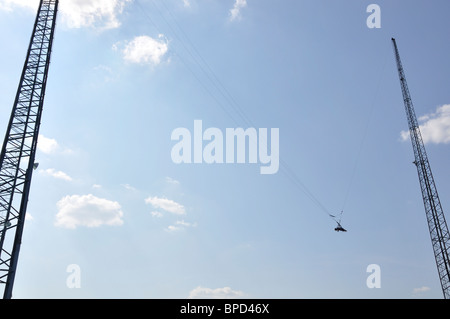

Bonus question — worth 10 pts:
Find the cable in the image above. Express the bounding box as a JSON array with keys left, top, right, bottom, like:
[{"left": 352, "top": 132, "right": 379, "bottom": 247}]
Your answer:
[
  {"left": 133, "top": 0, "right": 343, "bottom": 223},
  {"left": 151, "top": 1, "right": 337, "bottom": 220},
  {"left": 152, "top": 0, "right": 255, "bottom": 127},
  {"left": 340, "top": 45, "right": 390, "bottom": 213}
]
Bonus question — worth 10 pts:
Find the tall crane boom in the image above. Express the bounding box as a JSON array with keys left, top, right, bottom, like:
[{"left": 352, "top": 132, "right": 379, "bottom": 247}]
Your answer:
[
  {"left": 0, "top": 0, "right": 59, "bottom": 299},
  {"left": 392, "top": 38, "right": 450, "bottom": 299}
]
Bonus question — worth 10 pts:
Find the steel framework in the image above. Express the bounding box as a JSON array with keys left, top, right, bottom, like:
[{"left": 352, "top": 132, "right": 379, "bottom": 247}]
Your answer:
[
  {"left": 392, "top": 38, "right": 450, "bottom": 299},
  {"left": 0, "top": 0, "right": 59, "bottom": 299}
]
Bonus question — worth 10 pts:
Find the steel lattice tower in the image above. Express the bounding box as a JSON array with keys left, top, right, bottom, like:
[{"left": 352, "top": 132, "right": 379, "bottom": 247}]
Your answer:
[
  {"left": 0, "top": 0, "right": 59, "bottom": 299},
  {"left": 392, "top": 38, "right": 450, "bottom": 299}
]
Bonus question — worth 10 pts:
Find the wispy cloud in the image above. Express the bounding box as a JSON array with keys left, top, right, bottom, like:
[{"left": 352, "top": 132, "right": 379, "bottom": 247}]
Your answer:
[
  {"left": 145, "top": 196, "right": 185, "bottom": 215},
  {"left": 400, "top": 104, "right": 450, "bottom": 144},
  {"left": 122, "top": 183, "right": 137, "bottom": 191},
  {"left": 412, "top": 286, "right": 430, "bottom": 294},
  {"left": 166, "top": 224, "right": 182, "bottom": 232},
  {"left": 176, "top": 220, "right": 195, "bottom": 227},
  {"left": 165, "top": 219, "right": 197, "bottom": 232},
  {"left": 93, "top": 64, "right": 119, "bottom": 83},
  {"left": 146, "top": 196, "right": 196, "bottom": 231},
  {"left": 151, "top": 211, "right": 163, "bottom": 218},
  {"left": 229, "top": 0, "right": 247, "bottom": 21},
  {"left": 188, "top": 286, "right": 245, "bottom": 299},
  {"left": 55, "top": 194, "right": 124, "bottom": 229},
  {"left": 39, "top": 168, "right": 73, "bottom": 182},
  {"left": 165, "top": 177, "right": 180, "bottom": 185},
  {"left": 412, "top": 286, "right": 431, "bottom": 297}
]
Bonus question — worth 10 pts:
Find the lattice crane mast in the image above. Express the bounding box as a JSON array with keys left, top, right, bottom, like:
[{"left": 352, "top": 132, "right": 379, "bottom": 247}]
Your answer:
[
  {"left": 392, "top": 38, "right": 450, "bottom": 299},
  {"left": 0, "top": 0, "right": 59, "bottom": 299}
]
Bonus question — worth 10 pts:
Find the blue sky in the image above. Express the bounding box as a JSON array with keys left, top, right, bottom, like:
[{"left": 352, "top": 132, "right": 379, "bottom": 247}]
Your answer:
[{"left": 0, "top": 0, "right": 450, "bottom": 299}]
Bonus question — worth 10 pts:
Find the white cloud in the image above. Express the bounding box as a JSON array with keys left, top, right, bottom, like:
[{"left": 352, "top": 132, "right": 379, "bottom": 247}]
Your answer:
[
  {"left": 146, "top": 196, "right": 193, "bottom": 231},
  {"left": 55, "top": 194, "right": 124, "bottom": 229},
  {"left": 165, "top": 220, "right": 197, "bottom": 232},
  {"left": 145, "top": 196, "right": 185, "bottom": 215},
  {"left": 176, "top": 220, "right": 195, "bottom": 227},
  {"left": 40, "top": 168, "right": 73, "bottom": 182},
  {"left": 37, "top": 134, "right": 59, "bottom": 154},
  {"left": 0, "top": 0, "right": 37, "bottom": 11},
  {"left": 93, "top": 64, "right": 119, "bottom": 83},
  {"left": 59, "top": 0, "right": 131, "bottom": 30},
  {"left": 229, "top": 0, "right": 247, "bottom": 21},
  {"left": 412, "top": 286, "right": 430, "bottom": 294},
  {"left": 0, "top": 0, "right": 130, "bottom": 31},
  {"left": 122, "top": 183, "right": 137, "bottom": 191},
  {"left": 165, "top": 177, "right": 180, "bottom": 185},
  {"left": 166, "top": 224, "right": 182, "bottom": 232},
  {"left": 412, "top": 286, "right": 431, "bottom": 296},
  {"left": 120, "top": 35, "right": 169, "bottom": 66},
  {"left": 182, "top": 0, "right": 190, "bottom": 8},
  {"left": 37, "top": 134, "right": 73, "bottom": 155},
  {"left": 400, "top": 130, "right": 410, "bottom": 142},
  {"left": 151, "top": 211, "right": 163, "bottom": 218},
  {"left": 400, "top": 104, "right": 450, "bottom": 145},
  {"left": 188, "top": 286, "right": 245, "bottom": 299}
]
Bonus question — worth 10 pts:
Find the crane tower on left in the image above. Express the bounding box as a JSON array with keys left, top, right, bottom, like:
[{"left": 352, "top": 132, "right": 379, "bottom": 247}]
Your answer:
[{"left": 0, "top": 0, "right": 59, "bottom": 299}]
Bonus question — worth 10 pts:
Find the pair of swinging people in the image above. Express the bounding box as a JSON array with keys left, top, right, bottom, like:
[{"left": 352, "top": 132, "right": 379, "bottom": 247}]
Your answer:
[{"left": 331, "top": 211, "right": 347, "bottom": 232}]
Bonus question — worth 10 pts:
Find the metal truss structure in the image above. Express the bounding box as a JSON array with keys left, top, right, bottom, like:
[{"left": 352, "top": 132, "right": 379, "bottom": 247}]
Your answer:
[
  {"left": 392, "top": 38, "right": 450, "bottom": 299},
  {"left": 0, "top": 0, "right": 59, "bottom": 299}
]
